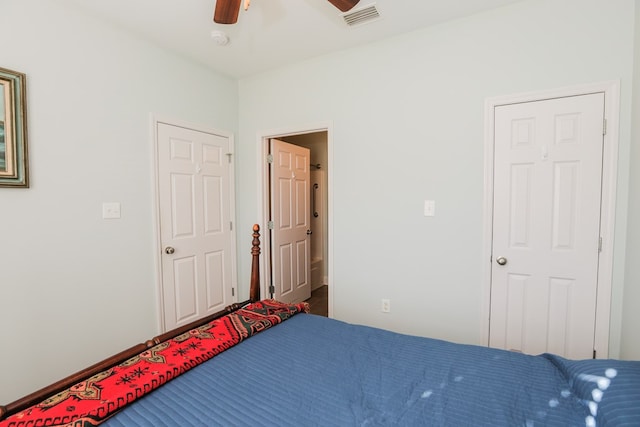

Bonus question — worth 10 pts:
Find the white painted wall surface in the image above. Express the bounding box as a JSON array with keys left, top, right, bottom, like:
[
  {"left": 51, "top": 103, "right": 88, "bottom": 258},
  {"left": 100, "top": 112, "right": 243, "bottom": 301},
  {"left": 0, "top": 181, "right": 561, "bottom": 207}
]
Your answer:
[
  {"left": 0, "top": 0, "right": 237, "bottom": 403},
  {"left": 236, "top": 0, "right": 636, "bottom": 356},
  {"left": 621, "top": 1, "right": 640, "bottom": 360}
]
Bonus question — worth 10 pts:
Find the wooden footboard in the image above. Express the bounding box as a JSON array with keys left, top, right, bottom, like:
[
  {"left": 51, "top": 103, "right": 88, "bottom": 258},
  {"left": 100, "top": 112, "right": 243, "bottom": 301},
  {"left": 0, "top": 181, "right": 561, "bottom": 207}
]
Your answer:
[{"left": 0, "top": 224, "right": 262, "bottom": 421}]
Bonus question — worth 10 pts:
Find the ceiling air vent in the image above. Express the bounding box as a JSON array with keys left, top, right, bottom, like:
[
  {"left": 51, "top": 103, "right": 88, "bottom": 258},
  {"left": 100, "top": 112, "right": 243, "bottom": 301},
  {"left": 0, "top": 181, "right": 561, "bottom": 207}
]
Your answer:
[{"left": 343, "top": 3, "right": 380, "bottom": 27}]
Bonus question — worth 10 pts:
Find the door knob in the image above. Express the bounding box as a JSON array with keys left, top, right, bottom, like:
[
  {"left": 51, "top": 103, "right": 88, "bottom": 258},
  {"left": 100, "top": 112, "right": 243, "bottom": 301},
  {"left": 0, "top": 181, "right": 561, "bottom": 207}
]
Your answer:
[
  {"left": 165, "top": 246, "right": 175, "bottom": 255},
  {"left": 496, "top": 256, "right": 507, "bottom": 266},
  {"left": 306, "top": 229, "right": 312, "bottom": 235}
]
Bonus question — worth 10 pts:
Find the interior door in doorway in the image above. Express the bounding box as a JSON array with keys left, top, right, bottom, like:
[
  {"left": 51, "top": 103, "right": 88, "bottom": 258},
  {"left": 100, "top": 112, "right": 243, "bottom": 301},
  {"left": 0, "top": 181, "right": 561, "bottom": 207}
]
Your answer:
[
  {"left": 489, "top": 93, "right": 605, "bottom": 359},
  {"left": 270, "top": 138, "right": 311, "bottom": 304},
  {"left": 157, "top": 122, "right": 235, "bottom": 331}
]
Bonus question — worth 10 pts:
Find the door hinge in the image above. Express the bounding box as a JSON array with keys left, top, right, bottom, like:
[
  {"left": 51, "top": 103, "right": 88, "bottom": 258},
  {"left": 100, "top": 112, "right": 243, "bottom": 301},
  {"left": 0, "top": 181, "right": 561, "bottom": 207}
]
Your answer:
[
  {"left": 269, "top": 285, "right": 275, "bottom": 297},
  {"left": 267, "top": 154, "right": 274, "bottom": 164},
  {"left": 593, "top": 349, "right": 597, "bottom": 359},
  {"left": 230, "top": 221, "right": 233, "bottom": 231},
  {"left": 226, "top": 152, "right": 233, "bottom": 163},
  {"left": 603, "top": 119, "right": 607, "bottom": 136},
  {"left": 267, "top": 220, "right": 274, "bottom": 230},
  {"left": 598, "top": 236, "right": 603, "bottom": 252},
  {"left": 231, "top": 287, "right": 235, "bottom": 297}
]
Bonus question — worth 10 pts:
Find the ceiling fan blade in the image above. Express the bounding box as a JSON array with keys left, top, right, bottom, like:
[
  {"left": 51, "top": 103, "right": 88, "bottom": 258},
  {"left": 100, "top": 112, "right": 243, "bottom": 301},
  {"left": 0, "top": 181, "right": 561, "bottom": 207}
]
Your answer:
[
  {"left": 214, "top": 0, "right": 242, "bottom": 24},
  {"left": 327, "top": 0, "right": 361, "bottom": 13}
]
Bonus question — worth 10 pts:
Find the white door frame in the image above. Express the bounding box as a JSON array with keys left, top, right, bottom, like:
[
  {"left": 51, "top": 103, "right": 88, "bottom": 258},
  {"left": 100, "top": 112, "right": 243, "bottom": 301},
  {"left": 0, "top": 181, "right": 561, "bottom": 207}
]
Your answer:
[
  {"left": 151, "top": 114, "right": 238, "bottom": 333},
  {"left": 256, "top": 122, "right": 333, "bottom": 316},
  {"left": 481, "top": 81, "right": 620, "bottom": 358}
]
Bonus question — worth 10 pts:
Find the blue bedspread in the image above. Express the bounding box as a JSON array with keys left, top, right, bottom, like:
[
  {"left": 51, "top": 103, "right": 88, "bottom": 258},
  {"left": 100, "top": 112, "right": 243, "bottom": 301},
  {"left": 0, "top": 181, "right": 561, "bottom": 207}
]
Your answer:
[{"left": 103, "top": 314, "right": 640, "bottom": 426}]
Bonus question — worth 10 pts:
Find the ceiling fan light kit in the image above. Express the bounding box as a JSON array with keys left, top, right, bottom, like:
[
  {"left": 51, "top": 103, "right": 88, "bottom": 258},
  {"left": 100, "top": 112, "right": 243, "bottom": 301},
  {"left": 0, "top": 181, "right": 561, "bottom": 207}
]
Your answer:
[{"left": 213, "top": 0, "right": 361, "bottom": 24}]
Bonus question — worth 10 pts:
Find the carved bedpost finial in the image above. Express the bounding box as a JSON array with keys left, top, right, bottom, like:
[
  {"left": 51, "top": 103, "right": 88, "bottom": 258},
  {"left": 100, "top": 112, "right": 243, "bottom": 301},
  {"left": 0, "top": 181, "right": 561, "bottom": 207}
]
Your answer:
[
  {"left": 250, "top": 224, "right": 261, "bottom": 302},
  {"left": 252, "top": 224, "right": 260, "bottom": 253}
]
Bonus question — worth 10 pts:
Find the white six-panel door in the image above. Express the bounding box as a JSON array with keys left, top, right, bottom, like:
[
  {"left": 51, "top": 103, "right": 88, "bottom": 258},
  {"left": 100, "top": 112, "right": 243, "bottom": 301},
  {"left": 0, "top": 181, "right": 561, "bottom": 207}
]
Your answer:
[
  {"left": 489, "top": 93, "right": 604, "bottom": 359},
  {"left": 157, "top": 122, "right": 235, "bottom": 331},
  {"left": 270, "top": 139, "right": 311, "bottom": 304}
]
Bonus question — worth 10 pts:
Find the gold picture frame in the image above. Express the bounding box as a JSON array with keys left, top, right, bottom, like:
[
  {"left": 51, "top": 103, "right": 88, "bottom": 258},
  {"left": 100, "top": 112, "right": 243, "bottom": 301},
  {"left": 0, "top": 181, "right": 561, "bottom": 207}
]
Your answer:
[{"left": 0, "top": 67, "right": 28, "bottom": 187}]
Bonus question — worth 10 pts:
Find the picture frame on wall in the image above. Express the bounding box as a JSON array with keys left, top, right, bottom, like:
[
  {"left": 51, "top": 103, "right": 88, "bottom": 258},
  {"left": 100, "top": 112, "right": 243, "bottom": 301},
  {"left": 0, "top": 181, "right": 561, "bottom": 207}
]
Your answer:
[{"left": 0, "top": 67, "right": 28, "bottom": 187}]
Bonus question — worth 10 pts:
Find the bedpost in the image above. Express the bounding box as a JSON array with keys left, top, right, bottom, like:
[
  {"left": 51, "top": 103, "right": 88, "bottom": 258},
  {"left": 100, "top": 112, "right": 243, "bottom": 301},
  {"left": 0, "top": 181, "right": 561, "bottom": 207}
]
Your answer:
[{"left": 250, "top": 224, "right": 261, "bottom": 302}]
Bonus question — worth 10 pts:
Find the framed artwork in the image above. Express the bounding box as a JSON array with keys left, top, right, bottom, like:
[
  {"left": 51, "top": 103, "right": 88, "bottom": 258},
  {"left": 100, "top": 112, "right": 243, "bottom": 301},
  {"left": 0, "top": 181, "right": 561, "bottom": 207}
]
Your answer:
[{"left": 0, "top": 67, "right": 28, "bottom": 187}]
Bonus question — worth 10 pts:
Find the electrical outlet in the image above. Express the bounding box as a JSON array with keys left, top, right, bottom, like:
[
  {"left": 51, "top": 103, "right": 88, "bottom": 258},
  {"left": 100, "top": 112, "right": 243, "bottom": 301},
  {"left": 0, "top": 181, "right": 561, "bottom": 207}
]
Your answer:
[{"left": 381, "top": 299, "right": 391, "bottom": 313}]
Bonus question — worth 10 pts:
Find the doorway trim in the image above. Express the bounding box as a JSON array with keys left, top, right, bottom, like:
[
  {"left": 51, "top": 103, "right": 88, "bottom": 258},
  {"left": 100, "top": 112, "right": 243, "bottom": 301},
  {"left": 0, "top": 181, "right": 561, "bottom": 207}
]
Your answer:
[
  {"left": 481, "top": 81, "right": 620, "bottom": 358},
  {"left": 256, "top": 122, "right": 333, "bottom": 316}
]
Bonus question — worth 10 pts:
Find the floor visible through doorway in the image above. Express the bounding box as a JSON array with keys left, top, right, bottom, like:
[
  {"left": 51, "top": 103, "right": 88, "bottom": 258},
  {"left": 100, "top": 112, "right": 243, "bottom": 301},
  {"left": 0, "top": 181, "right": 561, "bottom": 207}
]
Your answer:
[{"left": 305, "top": 285, "right": 328, "bottom": 317}]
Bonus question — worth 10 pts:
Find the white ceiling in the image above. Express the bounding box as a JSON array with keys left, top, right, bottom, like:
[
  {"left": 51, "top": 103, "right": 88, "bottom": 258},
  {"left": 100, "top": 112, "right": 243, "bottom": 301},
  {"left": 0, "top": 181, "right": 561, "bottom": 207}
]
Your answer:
[{"left": 63, "top": 0, "right": 523, "bottom": 79}]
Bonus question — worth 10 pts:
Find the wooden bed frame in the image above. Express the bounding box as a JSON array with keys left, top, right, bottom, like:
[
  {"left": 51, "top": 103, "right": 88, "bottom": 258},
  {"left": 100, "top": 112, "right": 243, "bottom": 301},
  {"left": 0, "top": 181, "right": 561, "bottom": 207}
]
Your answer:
[{"left": 0, "top": 224, "right": 264, "bottom": 421}]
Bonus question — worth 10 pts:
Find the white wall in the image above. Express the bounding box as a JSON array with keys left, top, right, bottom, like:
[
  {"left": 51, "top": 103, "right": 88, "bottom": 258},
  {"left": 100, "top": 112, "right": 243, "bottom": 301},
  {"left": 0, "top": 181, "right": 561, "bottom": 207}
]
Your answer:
[
  {"left": 621, "top": 1, "right": 640, "bottom": 360},
  {"left": 0, "top": 0, "right": 238, "bottom": 403},
  {"left": 237, "top": 0, "right": 636, "bottom": 354}
]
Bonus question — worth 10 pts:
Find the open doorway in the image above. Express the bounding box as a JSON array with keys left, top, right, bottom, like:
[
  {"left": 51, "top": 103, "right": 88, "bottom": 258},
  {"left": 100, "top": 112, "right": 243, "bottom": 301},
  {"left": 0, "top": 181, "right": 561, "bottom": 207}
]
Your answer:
[
  {"left": 259, "top": 127, "right": 330, "bottom": 317},
  {"left": 279, "top": 133, "right": 328, "bottom": 316}
]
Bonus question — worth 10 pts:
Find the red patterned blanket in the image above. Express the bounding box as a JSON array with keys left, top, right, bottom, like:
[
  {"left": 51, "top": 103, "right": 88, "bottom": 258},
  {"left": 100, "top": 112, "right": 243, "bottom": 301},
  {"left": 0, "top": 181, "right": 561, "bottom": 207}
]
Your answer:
[{"left": 1, "top": 300, "right": 309, "bottom": 427}]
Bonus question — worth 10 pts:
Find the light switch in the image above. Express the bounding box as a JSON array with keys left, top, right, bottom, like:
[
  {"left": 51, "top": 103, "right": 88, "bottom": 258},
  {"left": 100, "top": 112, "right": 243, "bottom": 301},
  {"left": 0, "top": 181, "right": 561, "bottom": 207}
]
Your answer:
[
  {"left": 102, "top": 202, "right": 121, "bottom": 219},
  {"left": 424, "top": 200, "right": 435, "bottom": 217}
]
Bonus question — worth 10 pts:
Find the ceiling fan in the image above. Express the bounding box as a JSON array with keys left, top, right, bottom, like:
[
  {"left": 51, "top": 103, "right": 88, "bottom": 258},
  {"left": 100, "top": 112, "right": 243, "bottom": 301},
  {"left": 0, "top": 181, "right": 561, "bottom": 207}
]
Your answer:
[{"left": 213, "top": 0, "right": 361, "bottom": 24}]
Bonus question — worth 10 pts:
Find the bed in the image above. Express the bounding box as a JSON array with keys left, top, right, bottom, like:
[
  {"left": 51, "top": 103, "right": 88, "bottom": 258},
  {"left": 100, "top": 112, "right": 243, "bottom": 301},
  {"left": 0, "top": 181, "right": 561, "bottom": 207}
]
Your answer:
[{"left": 1, "top": 225, "right": 639, "bottom": 427}]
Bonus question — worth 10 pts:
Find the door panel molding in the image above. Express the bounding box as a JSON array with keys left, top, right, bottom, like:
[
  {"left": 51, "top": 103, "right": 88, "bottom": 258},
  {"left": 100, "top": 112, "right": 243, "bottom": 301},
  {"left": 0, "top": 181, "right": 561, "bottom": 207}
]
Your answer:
[
  {"left": 151, "top": 115, "right": 237, "bottom": 333},
  {"left": 491, "top": 94, "right": 604, "bottom": 358},
  {"left": 482, "top": 81, "right": 620, "bottom": 358},
  {"left": 270, "top": 139, "right": 311, "bottom": 303}
]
